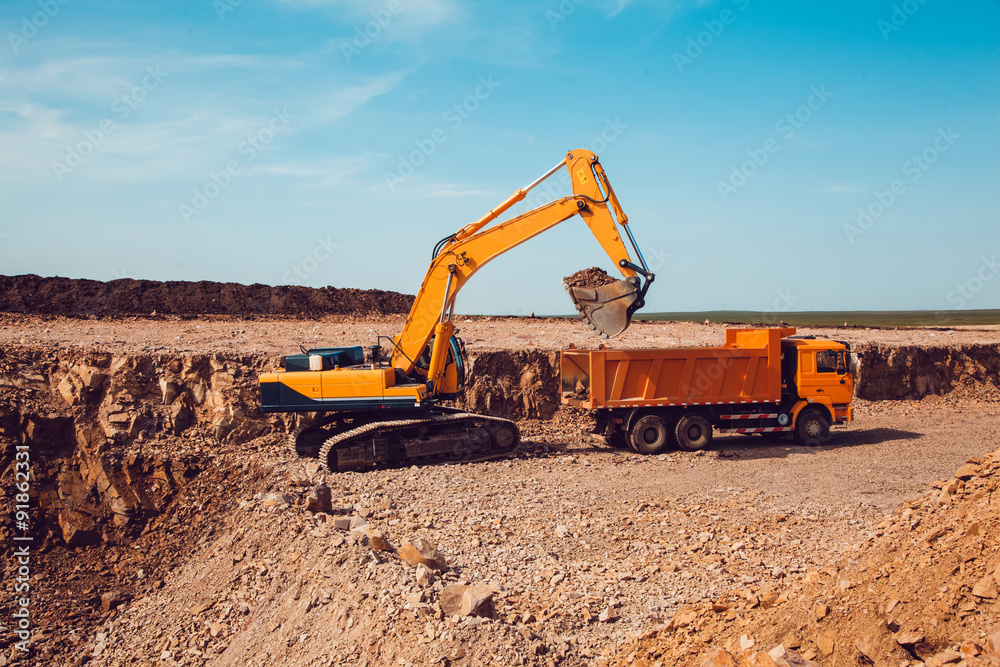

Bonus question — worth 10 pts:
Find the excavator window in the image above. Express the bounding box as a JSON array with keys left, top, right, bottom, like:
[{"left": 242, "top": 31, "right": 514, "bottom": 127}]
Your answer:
[{"left": 416, "top": 336, "right": 457, "bottom": 372}]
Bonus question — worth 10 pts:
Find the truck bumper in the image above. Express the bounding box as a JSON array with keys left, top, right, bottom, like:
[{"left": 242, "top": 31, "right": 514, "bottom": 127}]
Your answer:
[{"left": 833, "top": 404, "right": 853, "bottom": 424}]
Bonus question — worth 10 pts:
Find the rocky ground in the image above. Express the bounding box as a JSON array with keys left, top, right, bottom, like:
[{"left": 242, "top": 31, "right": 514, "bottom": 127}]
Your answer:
[
  {"left": 5, "top": 314, "right": 1000, "bottom": 357},
  {"left": 1, "top": 307, "right": 1000, "bottom": 666}
]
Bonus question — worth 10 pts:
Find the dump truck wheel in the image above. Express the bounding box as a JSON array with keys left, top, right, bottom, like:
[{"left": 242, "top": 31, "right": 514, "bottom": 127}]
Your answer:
[
  {"left": 630, "top": 415, "right": 670, "bottom": 455},
  {"left": 674, "top": 413, "right": 712, "bottom": 451},
  {"left": 795, "top": 408, "right": 830, "bottom": 446}
]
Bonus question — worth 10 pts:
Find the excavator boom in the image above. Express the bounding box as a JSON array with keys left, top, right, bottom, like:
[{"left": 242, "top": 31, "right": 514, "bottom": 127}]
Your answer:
[{"left": 391, "top": 149, "right": 653, "bottom": 375}]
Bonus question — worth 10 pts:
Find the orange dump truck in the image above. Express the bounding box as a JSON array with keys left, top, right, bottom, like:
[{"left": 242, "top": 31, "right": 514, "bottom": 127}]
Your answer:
[{"left": 560, "top": 328, "right": 853, "bottom": 452}]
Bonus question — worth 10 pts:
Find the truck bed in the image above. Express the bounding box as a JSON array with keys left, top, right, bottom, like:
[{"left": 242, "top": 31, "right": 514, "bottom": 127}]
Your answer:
[{"left": 561, "top": 328, "right": 793, "bottom": 410}]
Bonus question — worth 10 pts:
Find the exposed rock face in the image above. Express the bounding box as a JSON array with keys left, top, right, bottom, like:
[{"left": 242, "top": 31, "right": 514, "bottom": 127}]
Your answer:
[
  {"left": 853, "top": 343, "right": 1000, "bottom": 400},
  {"left": 0, "top": 347, "right": 283, "bottom": 549},
  {"left": 459, "top": 350, "right": 561, "bottom": 420}
]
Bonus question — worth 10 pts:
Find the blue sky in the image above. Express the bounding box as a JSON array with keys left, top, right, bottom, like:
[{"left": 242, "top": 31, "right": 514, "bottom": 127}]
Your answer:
[{"left": 1, "top": 0, "right": 997, "bottom": 316}]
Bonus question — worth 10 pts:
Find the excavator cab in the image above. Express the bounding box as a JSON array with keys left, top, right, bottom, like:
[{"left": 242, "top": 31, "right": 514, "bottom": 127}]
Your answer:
[{"left": 413, "top": 334, "right": 467, "bottom": 398}]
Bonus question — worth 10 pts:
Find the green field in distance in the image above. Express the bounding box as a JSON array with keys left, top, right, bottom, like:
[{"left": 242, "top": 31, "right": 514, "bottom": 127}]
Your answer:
[{"left": 635, "top": 310, "right": 1000, "bottom": 328}]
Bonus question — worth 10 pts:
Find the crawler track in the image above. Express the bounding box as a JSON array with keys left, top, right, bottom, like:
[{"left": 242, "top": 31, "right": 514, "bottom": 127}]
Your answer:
[{"left": 290, "top": 410, "right": 520, "bottom": 472}]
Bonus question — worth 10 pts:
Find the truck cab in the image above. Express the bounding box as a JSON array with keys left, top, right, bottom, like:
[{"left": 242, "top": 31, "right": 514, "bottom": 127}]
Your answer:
[{"left": 781, "top": 337, "right": 853, "bottom": 425}]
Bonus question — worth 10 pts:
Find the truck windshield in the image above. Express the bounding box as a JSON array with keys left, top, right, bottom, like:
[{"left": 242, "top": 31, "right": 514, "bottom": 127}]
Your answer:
[{"left": 816, "top": 350, "right": 846, "bottom": 374}]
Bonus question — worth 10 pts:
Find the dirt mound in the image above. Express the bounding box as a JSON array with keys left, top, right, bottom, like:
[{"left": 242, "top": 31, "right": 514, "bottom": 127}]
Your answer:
[
  {"left": 0, "top": 274, "right": 414, "bottom": 318},
  {"left": 564, "top": 267, "right": 618, "bottom": 289},
  {"left": 609, "top": 451, "right": 1000, "bottom": 666}
]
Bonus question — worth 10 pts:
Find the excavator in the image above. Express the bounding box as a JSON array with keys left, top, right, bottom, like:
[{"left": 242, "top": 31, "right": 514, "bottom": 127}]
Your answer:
[{"left": 259, "top": 149, "right": 655, "bottom": 472}]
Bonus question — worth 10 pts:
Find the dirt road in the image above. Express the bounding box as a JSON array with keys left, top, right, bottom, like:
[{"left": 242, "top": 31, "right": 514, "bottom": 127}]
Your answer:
[{"left": 3, "top": 313, "right": 999, "bottom": 356}]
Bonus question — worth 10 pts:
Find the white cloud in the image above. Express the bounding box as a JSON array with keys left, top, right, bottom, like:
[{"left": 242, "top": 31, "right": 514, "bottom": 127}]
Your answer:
[
  {"left": 306, "top": 71, "right": 407, "bottom": 126},
  {"left": 0, "top": 101, "right": 66, "bottom": 138},
  {"left": 253, "top": 157, "right": 373, "bottom": 188}
]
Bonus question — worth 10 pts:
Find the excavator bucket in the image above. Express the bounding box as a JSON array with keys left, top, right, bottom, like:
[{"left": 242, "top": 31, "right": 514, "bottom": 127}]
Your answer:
[{"left": 564, "top": 277, "right": 641, "bottom": 339}]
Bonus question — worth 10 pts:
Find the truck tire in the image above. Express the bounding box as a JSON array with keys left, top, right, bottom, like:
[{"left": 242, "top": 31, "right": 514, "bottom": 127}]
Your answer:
[
  {"left": 674, "top": 413, "right": 712, "bottom": 451},
  {"left": 630, "top": 415, "right": 670, "bottom": 455},
  {"left": 795, "top": 408, "right": 831, "bottom": 446}
]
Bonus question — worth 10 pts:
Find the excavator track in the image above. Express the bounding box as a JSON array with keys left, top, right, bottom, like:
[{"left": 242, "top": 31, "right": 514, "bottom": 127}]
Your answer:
[
  {"left": 302, "top": 411, "right": 520, "bottom": 473},
  {"left": 288, "top": 413, "right": 367, "bottom": 457}
]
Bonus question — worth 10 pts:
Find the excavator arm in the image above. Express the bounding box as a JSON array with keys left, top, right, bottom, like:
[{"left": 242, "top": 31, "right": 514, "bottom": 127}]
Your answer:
[{"left": 391, "top": 149, "right": 654, "bottom": 379}]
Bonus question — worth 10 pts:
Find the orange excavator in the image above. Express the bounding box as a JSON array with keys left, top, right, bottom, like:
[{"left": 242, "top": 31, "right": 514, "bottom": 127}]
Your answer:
[{"left": 259, "top": 149, "right": 654, "bottom": 471}]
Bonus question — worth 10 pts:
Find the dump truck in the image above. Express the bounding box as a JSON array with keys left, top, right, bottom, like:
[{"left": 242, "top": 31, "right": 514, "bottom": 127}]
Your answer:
[
  {"left": 260, "top": 149, "right": 655, "bottom": 472},
  {"left": 560, "top": 327, "right": 854, "bottom": 452}
]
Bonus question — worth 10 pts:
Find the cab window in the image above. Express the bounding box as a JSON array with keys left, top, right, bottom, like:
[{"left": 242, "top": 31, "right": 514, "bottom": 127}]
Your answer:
[{"left": 816, "top": 350, "right": 845, "bottom": 374}]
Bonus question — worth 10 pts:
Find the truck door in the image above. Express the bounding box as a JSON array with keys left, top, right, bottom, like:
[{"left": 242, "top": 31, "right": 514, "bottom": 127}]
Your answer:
[{"left": 797, "top": 349, "right": 852, "bottom": 405}]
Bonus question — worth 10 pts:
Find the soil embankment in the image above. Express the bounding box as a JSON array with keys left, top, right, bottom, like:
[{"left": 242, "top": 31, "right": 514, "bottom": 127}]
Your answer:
[{"left": 0, "top": 275, "right": 414, "bottom": 318}]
